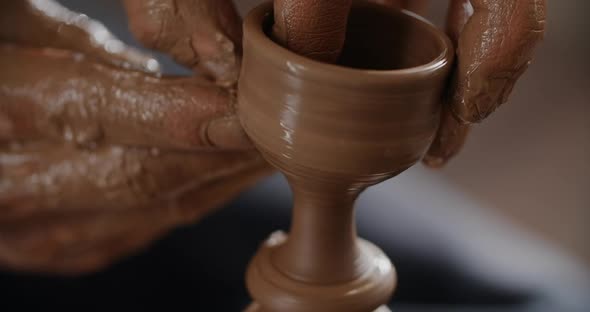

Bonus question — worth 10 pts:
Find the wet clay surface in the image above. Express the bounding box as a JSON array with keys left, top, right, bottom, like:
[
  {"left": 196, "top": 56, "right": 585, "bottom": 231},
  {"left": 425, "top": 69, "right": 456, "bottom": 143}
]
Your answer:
[{"left": 240, "top": 2, "right": 453, "bottom": 310}]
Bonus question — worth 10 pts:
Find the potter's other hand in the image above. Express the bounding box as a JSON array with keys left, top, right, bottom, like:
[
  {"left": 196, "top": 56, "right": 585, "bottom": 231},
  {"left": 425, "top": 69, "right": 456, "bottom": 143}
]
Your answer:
[
  {"left": 0, "top": 0, "right": 272, "bottom": 274},
  {"left": 273, "top": 0, "right": 546, "bottom": 167},
  {"left": 423, "top": 0, "right": 547, "bottom": 167}
]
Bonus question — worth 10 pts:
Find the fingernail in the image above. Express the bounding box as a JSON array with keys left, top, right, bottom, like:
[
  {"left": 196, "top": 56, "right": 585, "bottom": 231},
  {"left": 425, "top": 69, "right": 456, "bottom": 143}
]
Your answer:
[{"left": 205, "top": 116, "right": 253, "bottom": 149}]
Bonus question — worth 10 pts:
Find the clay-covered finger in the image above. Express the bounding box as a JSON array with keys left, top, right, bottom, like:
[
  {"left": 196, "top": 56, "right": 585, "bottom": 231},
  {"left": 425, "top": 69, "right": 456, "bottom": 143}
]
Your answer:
[
  {"left": 0, "top": 144, "right": 265, "bottom": 223},
  {"left": 272, "top": 0, "right": 429, "bottom": 63},
  {"left": 124, "top": 0, "right": 242, "bottom": 86},
  {"left": 448, "top": 0, "right": 546, "bottom": 123},
  {"left": 0, "top": 0, "right": 160, "bottom": 73},
  {"left": 0, "top": 45, "right": 250, "bottom": 149},
  {"left": 273, "top": 0, "right": 352, "bottom": 63}
]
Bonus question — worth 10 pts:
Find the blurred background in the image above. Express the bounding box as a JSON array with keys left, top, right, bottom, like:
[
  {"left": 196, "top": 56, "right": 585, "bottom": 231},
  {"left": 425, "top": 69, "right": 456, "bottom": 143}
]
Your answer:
[{"left": 0, "top": 0, "right": 588, "bottom": 311}]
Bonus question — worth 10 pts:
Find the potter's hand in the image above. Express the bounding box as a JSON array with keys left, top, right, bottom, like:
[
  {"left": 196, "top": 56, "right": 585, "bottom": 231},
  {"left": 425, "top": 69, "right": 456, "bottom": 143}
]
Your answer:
[
  {"left": 0, "top": 0, "right": 270, "bottom": 274},
  {"left": 273, "top": 0, "right": 546, "bottom": 166},
  {"left": 424, "top": 0, "right": 546, "bottom": 167}
]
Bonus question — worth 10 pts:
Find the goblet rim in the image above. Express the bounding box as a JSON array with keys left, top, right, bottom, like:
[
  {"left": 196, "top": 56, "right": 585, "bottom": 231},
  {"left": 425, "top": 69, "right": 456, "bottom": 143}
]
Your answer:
[{"left": 243, "top": 1, "right": 454, "bottom": 86}]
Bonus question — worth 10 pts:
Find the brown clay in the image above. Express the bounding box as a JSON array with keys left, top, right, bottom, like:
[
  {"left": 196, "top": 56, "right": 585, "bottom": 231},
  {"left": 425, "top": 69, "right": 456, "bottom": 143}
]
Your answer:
[{"left": 239, "top": 2, "right": 453, "bottom": 311}]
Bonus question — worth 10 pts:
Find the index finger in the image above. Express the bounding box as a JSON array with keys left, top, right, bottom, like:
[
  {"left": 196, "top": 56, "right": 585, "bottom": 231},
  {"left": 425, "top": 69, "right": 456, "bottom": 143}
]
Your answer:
[
  {"left": 0, "top": 46, "right": 251, "bottom": 150},
  {"left": 272, "top": 0, "right": 352, "bottom": 63}
]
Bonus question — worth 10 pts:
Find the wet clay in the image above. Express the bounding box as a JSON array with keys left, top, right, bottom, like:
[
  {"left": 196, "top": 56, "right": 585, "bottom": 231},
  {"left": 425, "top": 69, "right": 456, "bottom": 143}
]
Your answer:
[{"left": 239, "top": 2, "right": 453, "bottom": 311}]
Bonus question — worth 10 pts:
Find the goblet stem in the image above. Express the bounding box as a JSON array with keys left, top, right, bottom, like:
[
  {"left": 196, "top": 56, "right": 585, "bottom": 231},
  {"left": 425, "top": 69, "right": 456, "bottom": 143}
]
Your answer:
[{"left": 273, "top": 180, "right": 366, "bottom": 284}]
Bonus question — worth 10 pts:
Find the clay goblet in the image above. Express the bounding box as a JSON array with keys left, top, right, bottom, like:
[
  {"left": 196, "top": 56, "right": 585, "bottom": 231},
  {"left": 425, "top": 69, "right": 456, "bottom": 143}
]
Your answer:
[{"left": 239, "top": 2, "right": 453, "bottom": 311}]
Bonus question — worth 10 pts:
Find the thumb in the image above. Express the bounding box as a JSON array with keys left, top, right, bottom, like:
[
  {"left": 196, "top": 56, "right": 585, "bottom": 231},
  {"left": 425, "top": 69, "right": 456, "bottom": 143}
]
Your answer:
[{"left": 272, "top": 0, "right": 352, "bottom": 63}]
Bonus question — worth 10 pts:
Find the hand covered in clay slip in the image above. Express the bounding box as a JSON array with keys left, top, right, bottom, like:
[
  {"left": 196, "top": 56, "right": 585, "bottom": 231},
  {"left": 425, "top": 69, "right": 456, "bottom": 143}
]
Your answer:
[
  {"left": 273, "top": 0, "right": 546, "bottom": 167},
  {"left": 0, "top": 0, "right": 272, "bottom": 274}
]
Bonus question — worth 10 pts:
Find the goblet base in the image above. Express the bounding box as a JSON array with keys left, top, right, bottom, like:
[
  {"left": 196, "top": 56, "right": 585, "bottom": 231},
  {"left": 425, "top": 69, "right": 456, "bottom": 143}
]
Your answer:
[{"left": 245, "top": 231, "right": 396, "bottom": 312}]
